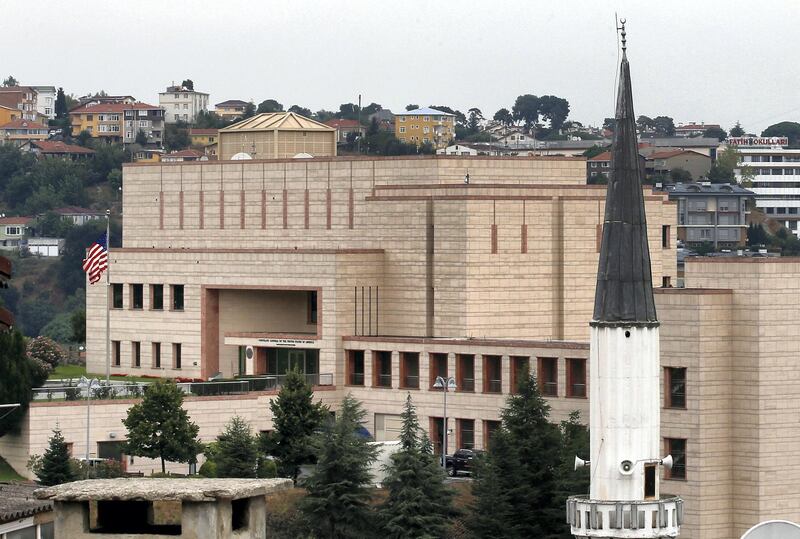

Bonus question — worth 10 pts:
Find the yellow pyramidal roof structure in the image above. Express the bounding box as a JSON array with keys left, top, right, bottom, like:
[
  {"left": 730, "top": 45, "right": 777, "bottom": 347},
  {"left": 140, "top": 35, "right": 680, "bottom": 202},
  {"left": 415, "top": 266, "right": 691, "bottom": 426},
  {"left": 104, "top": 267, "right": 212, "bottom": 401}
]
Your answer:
[{"left": 220, "top": 112, "right": 336, "bottom": 133}]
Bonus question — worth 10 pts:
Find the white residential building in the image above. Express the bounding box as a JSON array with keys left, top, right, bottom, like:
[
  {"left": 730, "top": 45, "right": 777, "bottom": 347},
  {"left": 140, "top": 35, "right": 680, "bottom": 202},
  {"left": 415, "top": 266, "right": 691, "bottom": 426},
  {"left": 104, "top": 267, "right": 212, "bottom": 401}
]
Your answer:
[
  {"left": 158, "top": 84, "right": 209, "bottom": 124},
  {"left": 31, "top": 85, "right": 57, "bottom": 120},
  {"left": 731, "top": 137, "right": 800, "bottom": 236}
]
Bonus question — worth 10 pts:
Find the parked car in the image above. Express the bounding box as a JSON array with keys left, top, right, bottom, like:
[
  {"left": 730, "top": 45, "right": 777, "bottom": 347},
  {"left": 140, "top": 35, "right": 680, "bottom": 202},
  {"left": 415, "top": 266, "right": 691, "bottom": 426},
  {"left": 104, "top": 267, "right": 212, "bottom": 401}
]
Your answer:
[{"left": 444, "top": 448, "right": 483, "bottom": 477}]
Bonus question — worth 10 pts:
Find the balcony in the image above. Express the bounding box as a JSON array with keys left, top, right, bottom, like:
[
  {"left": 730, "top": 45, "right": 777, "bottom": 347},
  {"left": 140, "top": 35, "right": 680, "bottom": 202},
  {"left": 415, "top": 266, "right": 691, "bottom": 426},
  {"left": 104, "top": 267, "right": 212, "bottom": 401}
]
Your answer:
[{"left": 567, "top": 496, "right": 682, "bottom": 538}]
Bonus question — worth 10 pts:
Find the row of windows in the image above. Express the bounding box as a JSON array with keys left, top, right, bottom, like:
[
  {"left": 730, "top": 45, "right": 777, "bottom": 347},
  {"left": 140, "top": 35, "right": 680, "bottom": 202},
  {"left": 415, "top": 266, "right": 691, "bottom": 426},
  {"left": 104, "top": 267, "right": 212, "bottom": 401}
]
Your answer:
[
  {"left": 346, "top": 351, "right": 588, "bottom": 397},
  {"left": 111, "top": 283, "right": 184, "bottom": 311},
  {"left": 754, "top": 168, "right": 800, "bottom": 175},
  {"left": 398, "top": 115, "right": 451, "bottom": 122},
  {"left": 764, "top": 207, "right": 800, "bottom": 215},
  {"left": 743, "top": 155, "right": 800, "bottom": 163},
  {"left": 113, "top": 341, "right": 182, "bottom": 369}
]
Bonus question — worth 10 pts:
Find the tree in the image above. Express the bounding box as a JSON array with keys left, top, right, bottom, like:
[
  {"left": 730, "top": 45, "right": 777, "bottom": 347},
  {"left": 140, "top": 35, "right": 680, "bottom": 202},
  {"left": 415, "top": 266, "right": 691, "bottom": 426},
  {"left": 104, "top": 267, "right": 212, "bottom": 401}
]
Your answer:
[
  {"left": 708, "top": 145, "right": 753, "bottom": 185},
  {"left": 469, "top": 375, "right": 563, "bottom": 538},
  {"left": 669, "top": 167, "right": 692, "bottom": 182},
  {"left": 468, "top": 430, "right": 516, "bottom": 538},
  {"left": 215, "top": 416, "right": 259, "bottom": 478},
  {"left": 652, "top": 116, "right": 676, "bottom": 137},
  {"left": 362, "top": 102, "right": 382, "bottom": 116},
  {"left": 493, "top": 108, "right": 513, "bottom": 126},
  {"left": 243, "top": 101, "right": 256, "bottom": 118},
  {"left": 122, "top": 380, "right": 201, "bottom": 473},
  {"left": 315, "top": 109, "right": 336, "bottom": 122},
  {"left": 583, "top": 145, "right": 608, "bottom": 159},
  {"left": 164, "top": 121, "right": 191, "bottom": 152},
  {"left": 337, "top": 103, "right": 360, "bottom": 121},
  {"left": 729, "top": 121, "right": 745, "bottom": 137},
  {"left": 27, "top": 336, "right": 65, "bottom": 369},
  {"left": 268, "top": 368, "right": 328, "bottom": 482},
  {"left": 181, "top": 79, "right": 194, "bottom": 90},
  {"left": 636, "top": 115, "right": 654, "bottom": 133},
  {"left": 70, "top": 309, "right": 86, "bottom": 343},
  {"left": 257, "top": 99, "right": 284, "bottom": 114},
  {"left": 2, "top": 75, "right": 18, "bottom": 87},
  {"left": 301, "top": 394, "right": 379, "bottom": 538},
  {"left": 134, "top": 129, "right": 148, "bottom": 146},
  {"left": 75, "top": 129, "right": 92, "bottom": 147},
  {"left": 552, "top": 411, "right": 590, "bottom": 531},
  {"left": 379, "top": 395, "right": 455, "bottom": 538},
  {"left": 36, "top": 428, "right": 76, "bottom": 485},
  {"left": 538, "top": 95, "right": 570, "bottom": 132},
  {"left": 762, "top": 121, "right": 800, "bottom": 147},
  {"left": 405, "top": 104, "right": 419, "bottom": 111},
  {"left": 0, "top": 330, "right": 47, "bottom": 437},
  {"left": 467, "top": 107, "right": 484, "bottom": 134},
  {"left": 602, "top": 118, "right": 616, "bottom": 133},
  {"left": 287, "top": 105, "right": 313, "bottom": 118},
  {"left": 55, "top": 88, "right": 68, "bottom": 119},
  {"left": 747, "top": 223, "right": 768, "bottom": 247},
  {"left": 703, "top": 126, "right": 727, "bottom": 141},
  {"left": 512, "top": 94, "right": 541, "bottom": 131}
]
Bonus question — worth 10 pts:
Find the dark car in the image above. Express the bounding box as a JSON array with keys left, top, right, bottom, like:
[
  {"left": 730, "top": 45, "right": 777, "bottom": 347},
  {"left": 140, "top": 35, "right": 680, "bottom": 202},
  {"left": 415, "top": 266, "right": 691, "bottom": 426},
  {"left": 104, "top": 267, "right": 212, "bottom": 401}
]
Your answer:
[{"left": 445, "top": 448, "right": 483, "bottom": 477}]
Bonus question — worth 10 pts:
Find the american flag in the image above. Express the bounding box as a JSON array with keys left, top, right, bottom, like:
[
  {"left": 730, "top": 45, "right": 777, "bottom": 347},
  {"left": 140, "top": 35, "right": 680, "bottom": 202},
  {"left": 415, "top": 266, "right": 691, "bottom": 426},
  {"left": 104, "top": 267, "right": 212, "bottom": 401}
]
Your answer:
[{"left": 82, "top": 232, "right": 108, "bottom": 285}]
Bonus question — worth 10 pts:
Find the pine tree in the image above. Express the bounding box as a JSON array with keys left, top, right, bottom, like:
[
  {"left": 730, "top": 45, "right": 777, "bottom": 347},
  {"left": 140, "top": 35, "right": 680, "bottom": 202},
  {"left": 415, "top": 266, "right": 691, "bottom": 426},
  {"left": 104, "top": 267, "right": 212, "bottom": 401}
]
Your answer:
[
  {"left": 37, "top": 428, "right": 75, "bottom": 486},
  {"left": 379, "top": 395, "right": 455, "bottom": 539},
  {"left": 215, "top": 416, "right": 258, "bottom": 478},
  {"left": 122, "top": 380, "right": 201, "bottom": 473},
  {"left": 301, "top": 394, "right": 379, "bottom": 538},
  {"left": 468, "top": 374, "right": 564, "bottom": 539},
  {"left": 269, "top": 368, "right": 328, "bottom": 483},
  {"left": 468, "top": 429, "right": 517, "bottom": 538},
  {"left": 552, "top": 411, "right": 590, "bottom": 538},
  {"left": 55, "top": 88, "right": 68, "bottom": 119}
]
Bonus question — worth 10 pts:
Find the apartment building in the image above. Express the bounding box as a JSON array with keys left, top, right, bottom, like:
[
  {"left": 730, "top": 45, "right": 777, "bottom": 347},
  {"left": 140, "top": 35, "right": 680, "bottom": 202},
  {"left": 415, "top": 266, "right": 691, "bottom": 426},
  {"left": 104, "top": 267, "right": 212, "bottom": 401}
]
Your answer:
[
  {"left": 662, "top": 182, "right": 753, "bottom": 248},
  {"left": 0, "top": 86, "right": 40, "bottom": 122},
  {"left": 69, "top": 102, "right": 165, "bottom": 146},
  {"left": 31, "top": 85, "right": 56, "bottom": 120},
  {"left": 159, "top": 83, "right": 209, "bottom": 124},
  {"left": 395, "top": 107, "right": 455, "bottom": 149},
  {"left": 646, "top": 149, "right": 713, "bottom": 180},
  {"left": 0, "top": 216, "right": 32, "bottom": 250},
  {"left": 731, "top": 137, "right": 800, "bottom": 236},
  {"left": 0, "top": 119, "right": 48, "bottom": 147},
  {"left": 214, "top": 100, "right": 249, "bottom": 121},
  {"left": 189, "top": 128, "right": 218, "bottom": 147}
]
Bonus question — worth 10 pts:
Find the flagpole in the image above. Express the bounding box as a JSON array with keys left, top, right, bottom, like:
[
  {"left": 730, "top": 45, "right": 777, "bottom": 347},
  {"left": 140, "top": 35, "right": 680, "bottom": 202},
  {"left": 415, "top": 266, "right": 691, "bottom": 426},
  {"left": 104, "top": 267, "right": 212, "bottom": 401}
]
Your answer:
[{"left": 105, "top": 209, "right": 111, "bottom": 383}]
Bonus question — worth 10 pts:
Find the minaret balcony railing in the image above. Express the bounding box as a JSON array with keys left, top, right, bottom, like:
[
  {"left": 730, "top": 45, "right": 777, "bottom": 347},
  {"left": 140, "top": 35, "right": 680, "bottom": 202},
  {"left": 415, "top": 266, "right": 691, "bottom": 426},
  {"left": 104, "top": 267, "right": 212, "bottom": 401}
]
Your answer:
[{"left": 567, "top": 496, "right": 682, "bottom": 538}]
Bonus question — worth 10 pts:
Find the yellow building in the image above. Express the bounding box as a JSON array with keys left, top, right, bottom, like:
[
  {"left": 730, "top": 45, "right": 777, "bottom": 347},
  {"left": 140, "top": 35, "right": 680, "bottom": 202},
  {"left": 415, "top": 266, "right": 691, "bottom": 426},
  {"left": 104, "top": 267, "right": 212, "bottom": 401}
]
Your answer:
[
  {"left": 69, "top": 102, "right": 165, "bottom": 146},
  {"left": 214, "top": 100, "right": 249, "bottom": 121},
  {"left": 395, "top": 107, "right": 455, "bottom": 149},
  {"left": 0, "top": 104, "right": 21, "bottom": 126},
  {"left": 189, "top": 128, "right": 218, "bottom": 148}
]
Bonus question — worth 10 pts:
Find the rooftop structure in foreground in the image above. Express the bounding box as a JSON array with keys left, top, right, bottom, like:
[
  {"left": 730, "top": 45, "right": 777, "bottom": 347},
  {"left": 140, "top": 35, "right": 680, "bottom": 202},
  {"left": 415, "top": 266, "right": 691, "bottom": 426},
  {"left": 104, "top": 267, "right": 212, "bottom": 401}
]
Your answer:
[
  {"left": 218, "top": 112, "right": 336, "bottom": 160},
  {"left": 36, "top": 478, "right": 291, "bottom": 538}
]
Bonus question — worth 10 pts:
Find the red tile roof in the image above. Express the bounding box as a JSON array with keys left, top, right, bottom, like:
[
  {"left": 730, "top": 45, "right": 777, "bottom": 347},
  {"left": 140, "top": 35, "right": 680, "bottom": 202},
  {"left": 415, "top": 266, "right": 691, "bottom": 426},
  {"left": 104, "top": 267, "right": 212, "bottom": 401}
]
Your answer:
[
  {"left": 588, "top": 151, "right": 611, "bottom": 161},
  {"left": 0, "top": 94, "right": 20, "bottom": 109},
  {"left": 324, "top": 119, "right": 362, "bottom": 128},
  {"left": 0, "top": 216, "right": 33, "bottom": 225},
  {"left": 189, "top": 128, "right": 218, "bottom": 135},
  {"left": 0, "top": 119, "right": 47, "bottom": 130},
  {"left": 31, "top": 141, "right": 94, "bottom": 154},
  {"left": 69, "top": 102, "right": 162, "bottom": 114},
  {"left": 648, "top": 149, "right": 706, "bottom": 160}
]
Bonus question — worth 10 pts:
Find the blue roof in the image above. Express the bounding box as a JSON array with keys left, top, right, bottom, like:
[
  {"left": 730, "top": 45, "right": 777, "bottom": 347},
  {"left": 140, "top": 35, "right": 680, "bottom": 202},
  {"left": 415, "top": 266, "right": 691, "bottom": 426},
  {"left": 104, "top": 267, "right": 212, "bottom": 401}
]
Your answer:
[{"left": 400, "top": 107, "right": 454, "bottom": 117}]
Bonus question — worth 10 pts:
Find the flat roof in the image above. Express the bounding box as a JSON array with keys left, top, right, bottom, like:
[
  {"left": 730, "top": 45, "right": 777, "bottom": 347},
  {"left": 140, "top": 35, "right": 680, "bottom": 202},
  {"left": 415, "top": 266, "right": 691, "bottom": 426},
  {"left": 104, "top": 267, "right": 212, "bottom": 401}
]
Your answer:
[{"left": 35, "top": 478, "right": 292, "bottom": 502}]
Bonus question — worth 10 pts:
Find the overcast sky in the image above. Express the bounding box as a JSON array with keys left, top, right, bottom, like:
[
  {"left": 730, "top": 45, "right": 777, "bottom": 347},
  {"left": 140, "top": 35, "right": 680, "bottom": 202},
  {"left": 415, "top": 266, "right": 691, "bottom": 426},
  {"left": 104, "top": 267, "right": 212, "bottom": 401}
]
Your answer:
[{"left": 5, "top": 0, "right": 798, "bottom": 133}]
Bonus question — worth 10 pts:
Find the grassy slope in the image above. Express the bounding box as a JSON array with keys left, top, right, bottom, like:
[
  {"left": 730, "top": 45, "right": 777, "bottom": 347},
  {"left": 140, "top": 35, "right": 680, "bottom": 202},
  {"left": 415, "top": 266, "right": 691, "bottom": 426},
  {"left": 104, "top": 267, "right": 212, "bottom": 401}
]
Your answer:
[{"left": 0, "top": 455, "right": 24, "bottom": 481}]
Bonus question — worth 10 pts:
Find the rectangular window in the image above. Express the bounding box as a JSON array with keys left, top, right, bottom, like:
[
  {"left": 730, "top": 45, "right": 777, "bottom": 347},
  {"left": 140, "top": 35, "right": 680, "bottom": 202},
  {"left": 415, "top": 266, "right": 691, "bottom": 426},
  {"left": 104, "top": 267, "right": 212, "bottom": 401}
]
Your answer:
[
  {"left": 307, "top": 291, "right": 317, "bottom": 324},
  {"left": 484, "top": 420, "right": 501, "bottom": 449},
  {"left": 150, "top": 284, "right": 163, "bottom": 310},
  {"left": 429, "top": 353, "right": 448, "bottom": 389},
  {"left": 373, "top": 351, "right": 392, "bottom": 388},
  {"left": 400, "top": 352, "right": 419, "bottom": 389},
  {"left": 130, "top": 284, "right": 143, "bottom": 309},
  {"left": 173, "top": 343, "right": 182, "bottom": 369},
  {"left": 538, "top": 357, "right": 558, "bottom": 397},
  {"left": 153, "top": 342, "right": 161, "bottom": 368},
  {"left": 665, "top": 438, "right": 687, "bottom": 479},
  {"left": 483, "top": 355, "right": 502, "bottom": 394},
  {"left": 399, "top": 126, "right": 406, "bottom": 133},
  {"left": 171, "top": 284, "right": 184, "bottom": 311},
  {"left": 457, "top": 419, "right": 475, "bottom": 450},
  {"left": 456, "top": 354, "right": 475, "bottom": 392},
  {"left": 566, "top": 358, "right": 587, "bottom": 398},
  {"left": 112, "top": 341, "right": 121, "bottom": 366},
  {"left": 132, "top": 341, "right": 141, "bottom": 367},
  {"left": 346, "top": 349, "right": 365, "bottom": 386},
  {"left": 665, "top": 367, "right": 686, "bottom": 409},
  {"left": 662, "top": 225, "right": 670, "bottom": 248},
  {"left": 662, "top": 276, "right": 672, "bottom": 288},
  {"left": 510, "top": 356, "right": 530, "bottom": 394},
  {"left": 112, "top": 284, "right": 123, "bottom": 309}
]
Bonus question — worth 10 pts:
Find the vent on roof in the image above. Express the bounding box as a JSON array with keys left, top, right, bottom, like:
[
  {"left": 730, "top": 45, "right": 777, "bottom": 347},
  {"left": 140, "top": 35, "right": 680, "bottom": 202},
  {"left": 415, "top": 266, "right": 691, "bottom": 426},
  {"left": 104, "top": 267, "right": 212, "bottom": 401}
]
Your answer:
[{"left": 686, "top": 184, "right": 701, "bottom": 192}]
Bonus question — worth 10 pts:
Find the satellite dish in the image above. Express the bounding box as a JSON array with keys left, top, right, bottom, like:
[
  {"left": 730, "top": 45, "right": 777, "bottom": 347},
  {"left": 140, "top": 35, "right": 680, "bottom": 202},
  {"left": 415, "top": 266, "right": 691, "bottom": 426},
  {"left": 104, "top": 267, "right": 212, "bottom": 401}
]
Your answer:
[
  {"left": 293, "top": 152, "right": 313, "bottom": 159},
  {"left": 231, "top": 152, "right": 253, "bottom": 160},
  {"left": 741, "top": 520, "right": 800, "bottom": 539}
]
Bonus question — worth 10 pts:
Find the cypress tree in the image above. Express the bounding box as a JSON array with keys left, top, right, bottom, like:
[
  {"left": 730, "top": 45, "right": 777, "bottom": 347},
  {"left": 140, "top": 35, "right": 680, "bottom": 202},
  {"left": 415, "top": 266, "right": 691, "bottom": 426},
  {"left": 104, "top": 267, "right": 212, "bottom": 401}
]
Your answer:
[
  {"left": 301, "top": 394, "right": 379, "bottom": 538},
  {"left": 215, "top": 416, "right": 258, "bottom": 478},
  {"left": 37, "top": 428, "right": 75, "bottom": 486},
  {"left": 379, "top": 395, "right": 455, "bottom": 539},
  {"left": 269, "top": 368, "right": 329, "bottom": 483}
]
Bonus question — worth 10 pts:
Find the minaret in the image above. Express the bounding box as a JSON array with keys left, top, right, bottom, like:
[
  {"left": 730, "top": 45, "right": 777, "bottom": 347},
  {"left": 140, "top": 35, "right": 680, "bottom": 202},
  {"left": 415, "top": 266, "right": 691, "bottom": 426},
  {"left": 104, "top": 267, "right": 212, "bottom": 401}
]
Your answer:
[{"left": 567, "top": 22, "right": 682, "bottom": 538}]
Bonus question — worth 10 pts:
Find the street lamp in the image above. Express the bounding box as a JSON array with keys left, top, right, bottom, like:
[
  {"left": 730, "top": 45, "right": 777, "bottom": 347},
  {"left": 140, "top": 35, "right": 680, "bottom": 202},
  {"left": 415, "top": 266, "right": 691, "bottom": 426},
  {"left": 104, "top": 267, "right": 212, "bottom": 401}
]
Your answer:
[
  {"left": 433, "top": 375, "right": 456, "bottom": 472},
  {"left": 78, "top": 376, "right": 100, "bottom": 476}
]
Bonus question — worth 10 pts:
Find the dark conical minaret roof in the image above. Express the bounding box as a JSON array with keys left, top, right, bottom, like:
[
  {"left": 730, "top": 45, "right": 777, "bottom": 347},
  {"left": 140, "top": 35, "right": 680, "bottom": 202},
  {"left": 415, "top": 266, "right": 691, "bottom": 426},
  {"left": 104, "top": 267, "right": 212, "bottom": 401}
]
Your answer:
[{"left": 592, "top": 30, "right": 658, "bottom": 327}]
